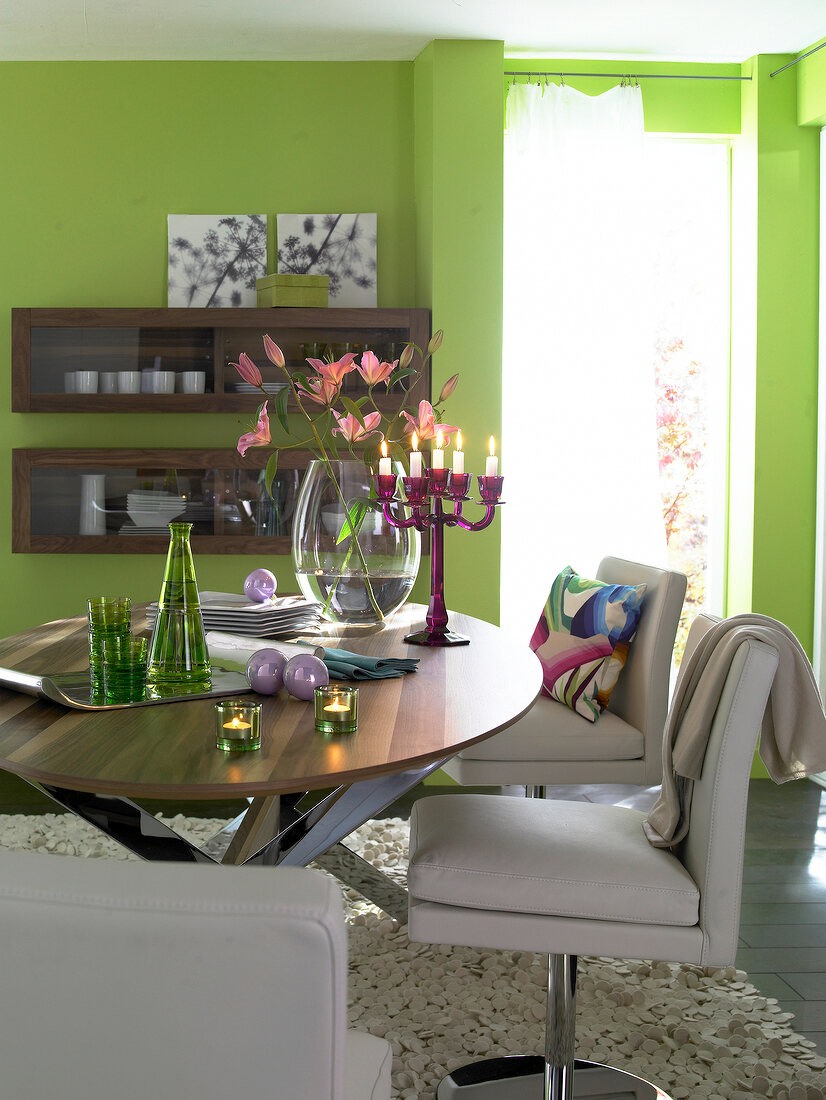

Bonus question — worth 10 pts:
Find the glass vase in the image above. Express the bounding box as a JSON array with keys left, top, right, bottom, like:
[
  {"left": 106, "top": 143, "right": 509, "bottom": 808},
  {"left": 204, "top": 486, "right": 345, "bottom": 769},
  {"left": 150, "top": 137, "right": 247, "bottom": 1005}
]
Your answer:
[
  {"left": 292, "top": 459, "right": 420, "bottom": 626},
  {"left": 146, "top": 522, "right": 211, "bottom": 685}
]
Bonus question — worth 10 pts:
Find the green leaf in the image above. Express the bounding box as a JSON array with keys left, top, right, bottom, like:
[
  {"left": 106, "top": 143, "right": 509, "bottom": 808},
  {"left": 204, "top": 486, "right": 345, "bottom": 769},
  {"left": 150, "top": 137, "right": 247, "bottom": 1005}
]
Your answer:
[
  {"left": 336, "top": 498, "right": 368, "bottom": 545},
  {"left": 390, "top": 367, "right": 418, "bottom": 383},
  {"left": 292, "top": 372, "right": 310, "bottom": 392},
  {"left": 274, "top": 385, "right": 290, "bottom": 434},
  {"left": 264, "top": 450, "right": 279, "bottom": 497},
  {"left": 340, "top": 396, "right": 366, "bottom": 428}
]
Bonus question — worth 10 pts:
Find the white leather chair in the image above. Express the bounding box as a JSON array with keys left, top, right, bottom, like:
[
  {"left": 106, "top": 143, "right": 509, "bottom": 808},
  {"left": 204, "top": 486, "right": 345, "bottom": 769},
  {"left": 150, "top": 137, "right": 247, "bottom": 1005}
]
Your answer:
[
  {"left": 0, "top": 855, "right": 391, "bottom": 1100},
  {"left": 407, "top": 614, "right": 779, "bottom": 1098},
  {"left": 442, "top": 557, "right": 686, "bottom": 791}
]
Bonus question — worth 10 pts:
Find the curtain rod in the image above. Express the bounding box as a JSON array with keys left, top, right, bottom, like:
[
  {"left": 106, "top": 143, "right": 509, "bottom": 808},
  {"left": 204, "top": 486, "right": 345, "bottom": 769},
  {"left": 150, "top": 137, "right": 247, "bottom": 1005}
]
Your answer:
[
  {"left": 770, "top": 40, "right": 826, "bottom": 77},
  {"left": 505, "top": 70, "right": 751, "bottom": 81}
]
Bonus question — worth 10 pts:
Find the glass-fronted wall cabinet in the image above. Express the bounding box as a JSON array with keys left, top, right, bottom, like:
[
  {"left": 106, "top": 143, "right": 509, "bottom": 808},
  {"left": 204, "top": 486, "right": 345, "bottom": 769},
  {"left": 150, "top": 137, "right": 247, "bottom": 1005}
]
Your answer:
[
  {"left": 13, "top": 448, "right": 315, "bottom": 554},
  {"left": 11, "top": 307, "right": 431, "bottom": 412}
]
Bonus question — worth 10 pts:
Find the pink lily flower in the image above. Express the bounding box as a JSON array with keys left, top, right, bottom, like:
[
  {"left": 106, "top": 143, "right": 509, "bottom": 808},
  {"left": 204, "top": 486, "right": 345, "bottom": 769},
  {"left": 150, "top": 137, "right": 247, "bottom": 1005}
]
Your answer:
[
  {"left": 356, "top": 350, "right": 397, "bottom": 387},
  {"left": 231, "top": 352, "right": 263, "bottom": 387},
  {"left": 306, "top": 352, "right": 357, "bottom": 386},
  {"left": 401, "top": 400, "right": 458, "bottom": 443},
  {"left": 237, "top": 403, "right": 271, "bottom": 456},
  {"left": 296, "top": 375, "right": 340, "bottom": 407},
  {"left": 331, "top": 410, "right": 383, "bottom": 444},
  {"left": 263, "top": 335, "right": 285, "bottom": 368}
]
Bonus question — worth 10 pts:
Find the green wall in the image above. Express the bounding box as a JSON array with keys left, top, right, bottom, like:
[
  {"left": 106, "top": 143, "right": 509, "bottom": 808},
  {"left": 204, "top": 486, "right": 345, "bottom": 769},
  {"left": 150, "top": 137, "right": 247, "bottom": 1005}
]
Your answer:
[
  {"left": 414, "top": 40, "right": 505, "bottom": 626},
  {"left": 798, "top": 37, "right": 826, "bottom": 126},
  {"left": 0, "top": 61, "right": 418, "bottom": 635},
  {"left": 747, "top": 55, "right": 820, "bottom": 653}
]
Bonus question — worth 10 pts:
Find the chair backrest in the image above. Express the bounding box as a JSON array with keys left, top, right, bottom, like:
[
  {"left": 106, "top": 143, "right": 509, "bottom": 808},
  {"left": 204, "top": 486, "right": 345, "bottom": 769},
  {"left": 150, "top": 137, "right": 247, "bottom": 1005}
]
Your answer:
[
  {"left": 0, "top": 854, "right": 349, "bottom": 1100},
  {"left": 597, "top": 556, "right": 687, "bottom": 784},
  {"left": 676, "top": 613, "right": 780, "bottom": 966}
]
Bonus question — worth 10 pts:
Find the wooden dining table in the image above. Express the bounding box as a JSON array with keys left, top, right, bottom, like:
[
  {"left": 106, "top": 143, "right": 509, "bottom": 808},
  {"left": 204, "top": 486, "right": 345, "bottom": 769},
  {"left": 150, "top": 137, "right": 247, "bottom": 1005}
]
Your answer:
[{"left": 0, "top": 602, "right": 542, "bottom": 918}]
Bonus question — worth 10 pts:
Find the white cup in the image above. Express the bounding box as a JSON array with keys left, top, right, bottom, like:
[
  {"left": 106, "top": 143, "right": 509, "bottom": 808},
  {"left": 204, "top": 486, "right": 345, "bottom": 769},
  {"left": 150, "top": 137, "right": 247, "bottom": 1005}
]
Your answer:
[
  {"left": 151, "top": 371, "right": 176, "bottom": 394},
  {"left": 64, "top": 371, "right": 78, "bottom": 393},
  {"left": 117, "top": 371, "right": 141, "bottom": 394},
  {"left": 76, "top": 371, "right": 99, "bottom": 394},
  {"left": 141, "top": 369, "right": 157, "bottom": 393},
  {"left": 99, "top": 372, "right": 118, "bottom": 394},
  {"left": 181, "top": 371, "right": 206, "bottom": 394}
]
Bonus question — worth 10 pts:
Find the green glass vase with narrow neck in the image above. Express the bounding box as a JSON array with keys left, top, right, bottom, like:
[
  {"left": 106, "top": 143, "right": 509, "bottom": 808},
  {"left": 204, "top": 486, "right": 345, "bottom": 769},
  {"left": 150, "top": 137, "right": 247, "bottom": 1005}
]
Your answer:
[{"left": 146, "top": 522, "right": 211, "bottom": 686}]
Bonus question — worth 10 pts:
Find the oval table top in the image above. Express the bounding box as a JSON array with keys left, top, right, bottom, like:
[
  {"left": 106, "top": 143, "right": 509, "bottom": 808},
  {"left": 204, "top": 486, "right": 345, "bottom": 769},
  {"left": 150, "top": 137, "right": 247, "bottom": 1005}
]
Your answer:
[{"left": 0, "top": 603, "right": 541, "bottom": 800}]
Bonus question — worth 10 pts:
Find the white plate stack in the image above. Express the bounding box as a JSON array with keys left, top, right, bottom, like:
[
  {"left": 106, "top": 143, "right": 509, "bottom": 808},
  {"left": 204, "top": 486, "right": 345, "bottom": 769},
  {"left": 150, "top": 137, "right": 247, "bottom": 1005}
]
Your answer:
[
  {"left": 145, "top": 592, "right": 324, "bottom": 637},
  {"left": 122, "top": 491, "right": 187, "bottom": 535},
  {"left": 229, "top": 382, "right": 290, "bottom": 395}
]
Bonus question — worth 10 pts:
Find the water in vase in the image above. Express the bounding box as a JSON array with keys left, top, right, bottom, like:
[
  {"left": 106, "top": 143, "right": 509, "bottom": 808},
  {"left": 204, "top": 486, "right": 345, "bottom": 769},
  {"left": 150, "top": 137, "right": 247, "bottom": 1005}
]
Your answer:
[{"left": 296, "top": 568, "right": 416, "bottom": 625}]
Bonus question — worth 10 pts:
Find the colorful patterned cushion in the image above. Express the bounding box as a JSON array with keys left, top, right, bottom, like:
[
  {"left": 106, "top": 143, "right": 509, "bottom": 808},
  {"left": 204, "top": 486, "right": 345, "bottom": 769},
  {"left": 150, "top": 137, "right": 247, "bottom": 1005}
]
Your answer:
[{"left": 530, "top": 566, "right": 647, "bottom": 722}]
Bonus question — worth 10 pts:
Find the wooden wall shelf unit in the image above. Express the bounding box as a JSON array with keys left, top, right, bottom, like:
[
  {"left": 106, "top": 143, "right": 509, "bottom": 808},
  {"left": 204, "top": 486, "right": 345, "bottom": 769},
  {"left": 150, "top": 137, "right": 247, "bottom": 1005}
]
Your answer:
[
  {"left": 11, "top": 307, "right": 431, "bottom": 413},
  {"left": 13, "top": 448, "right": 430, "bottom": 557},
  {"left": 13, "top": 447, "right": 314, "bottom": 554}
]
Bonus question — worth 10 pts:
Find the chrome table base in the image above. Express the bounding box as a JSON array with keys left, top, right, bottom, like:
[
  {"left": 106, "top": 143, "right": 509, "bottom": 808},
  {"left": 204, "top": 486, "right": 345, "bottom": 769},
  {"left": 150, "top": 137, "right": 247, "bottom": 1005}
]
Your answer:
[
  {"left": 435, "top": 1057, "right": 670, "bottom": 1099},
  {"left": 32, "top": 757, "right": 444, "bottom": 920}
]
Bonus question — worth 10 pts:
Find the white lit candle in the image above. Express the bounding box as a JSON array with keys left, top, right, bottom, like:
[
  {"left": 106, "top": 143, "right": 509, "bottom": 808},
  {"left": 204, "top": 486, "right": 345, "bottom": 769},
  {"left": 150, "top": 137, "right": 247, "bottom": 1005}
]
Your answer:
[
  {"left": 432, "top": 431, "right": 445, "bottom": 470},
  {"left": 486, "top": 436, "right": 499, "bottom": 477},
  {"left": 223, "top": 717, "right": 251, "bottom": 731},
  {"left": 379, "top": 439, "right": 392, "bottom": 477},
  {"left": 323, "top": 699, "right": 351, "bottom": 714},
  {"left": 409, "top": 432, "right": 423, "bottom": 478},
  {"left": 453, "top": 430, "right": 464, "bottom": 476}
]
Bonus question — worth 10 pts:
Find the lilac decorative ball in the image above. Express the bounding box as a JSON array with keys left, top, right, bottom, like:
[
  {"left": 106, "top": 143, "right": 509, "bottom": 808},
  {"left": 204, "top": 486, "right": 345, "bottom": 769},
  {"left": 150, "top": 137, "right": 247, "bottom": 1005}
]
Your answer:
[
  {"left": 246, "top": 648, "right": 287, "bottom": 695},
  {"left": 283, "top": 654, "right": 329, "bottom": 701},
  {"left": 244, "top": 568, "right": 277, "bottom": 603}
]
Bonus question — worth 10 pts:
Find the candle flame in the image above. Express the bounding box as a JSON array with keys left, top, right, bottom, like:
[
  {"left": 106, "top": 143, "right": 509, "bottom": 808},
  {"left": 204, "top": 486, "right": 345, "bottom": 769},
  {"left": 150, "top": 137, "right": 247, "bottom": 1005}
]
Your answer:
[
  {"left": 456, "top": 430, "right": 462, "bottom": 452},
  {"left": 411, "top": 431, "right": 419, "bottom": 452},
  {"left": 436, "top": 430, "right": 444, "bottom": 449},
  {"left": 489, "top": 435, "right": 496, "bottom": 457},
  {"left": 380, "top": 439, "right": 388, "bottom": 459}
]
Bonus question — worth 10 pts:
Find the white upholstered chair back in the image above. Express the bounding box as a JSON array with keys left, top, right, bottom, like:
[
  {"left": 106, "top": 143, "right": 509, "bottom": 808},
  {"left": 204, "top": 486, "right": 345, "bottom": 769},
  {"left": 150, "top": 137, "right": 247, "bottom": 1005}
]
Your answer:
[
  {"left": 675, "top": 613, "right": 780, "bottom": 966},
  {"left": 598, "top": 556, "right": 685, "bottom": 745},
  {"left": 0, "top": 854, "right": 391, "bottom": 1100}
]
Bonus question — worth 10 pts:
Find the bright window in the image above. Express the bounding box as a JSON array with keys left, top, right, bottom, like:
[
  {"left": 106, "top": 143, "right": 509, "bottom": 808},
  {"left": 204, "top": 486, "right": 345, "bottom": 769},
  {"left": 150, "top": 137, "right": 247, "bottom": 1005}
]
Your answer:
[{"left": 501, "top": 129, "right": 731, "bottom": 659}]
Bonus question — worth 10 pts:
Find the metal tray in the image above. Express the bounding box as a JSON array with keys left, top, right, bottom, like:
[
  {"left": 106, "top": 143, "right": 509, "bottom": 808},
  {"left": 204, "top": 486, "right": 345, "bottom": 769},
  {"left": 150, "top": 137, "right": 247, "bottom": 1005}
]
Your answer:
[{"left": 0, "top": 666, "right": 251, "bottom": 711}]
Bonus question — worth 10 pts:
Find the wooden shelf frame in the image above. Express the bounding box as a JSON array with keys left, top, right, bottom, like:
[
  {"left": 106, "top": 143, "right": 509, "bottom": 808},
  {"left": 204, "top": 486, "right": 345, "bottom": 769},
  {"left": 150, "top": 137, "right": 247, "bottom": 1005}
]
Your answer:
[{"left": 11, "top": 307, "right": 431, "bottom": 414}]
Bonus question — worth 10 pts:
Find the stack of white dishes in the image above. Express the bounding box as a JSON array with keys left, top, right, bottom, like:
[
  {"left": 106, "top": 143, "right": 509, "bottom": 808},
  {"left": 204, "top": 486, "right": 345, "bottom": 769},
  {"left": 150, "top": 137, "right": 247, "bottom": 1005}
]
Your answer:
[
  {"left": 145, "top": 592, "right": 324, "bottom": 637},
  {"left": 122, "top": 491, "right": 187, "bottom": 534},
  {"left": 228, "top": 381, "right": 290, "bottom": 395}
]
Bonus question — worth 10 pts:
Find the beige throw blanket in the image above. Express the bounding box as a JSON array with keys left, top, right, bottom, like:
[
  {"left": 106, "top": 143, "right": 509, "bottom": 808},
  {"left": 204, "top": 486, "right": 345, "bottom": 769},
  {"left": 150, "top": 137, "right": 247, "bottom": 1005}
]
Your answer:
[{"left": 643, "top": 614, "right": 826, "bottom": 848}]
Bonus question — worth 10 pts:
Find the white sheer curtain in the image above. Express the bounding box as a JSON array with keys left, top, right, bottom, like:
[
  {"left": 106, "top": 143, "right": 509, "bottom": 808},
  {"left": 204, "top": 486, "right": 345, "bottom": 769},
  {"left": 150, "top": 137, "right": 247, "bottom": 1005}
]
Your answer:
[{"left": 501, "top": 81, "right": 667, "bottom": 639}]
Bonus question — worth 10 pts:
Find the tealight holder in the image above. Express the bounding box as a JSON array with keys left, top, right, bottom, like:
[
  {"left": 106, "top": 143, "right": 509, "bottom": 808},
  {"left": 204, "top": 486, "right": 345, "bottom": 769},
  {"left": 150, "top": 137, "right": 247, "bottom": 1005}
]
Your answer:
[
  {"left": 314, "top": 685, "right": 359, "bottom": 734},
  {"left": 376, "top": 473, "right": 398, "bottom": 500},
  {"left": 478, "top": 475, "right": 504, "bottom": 503},
  {"left": 402, "top": 475, "right": 429, "bottom": 504},
  {"left": 449, "top": 472, "right": 471, "bottom": 499},
  {"left": 215, "top": 700, "right": 262, "bottom": 751},
  {"left": 428, "top": 468, "right": 450, "bottom": 495}
]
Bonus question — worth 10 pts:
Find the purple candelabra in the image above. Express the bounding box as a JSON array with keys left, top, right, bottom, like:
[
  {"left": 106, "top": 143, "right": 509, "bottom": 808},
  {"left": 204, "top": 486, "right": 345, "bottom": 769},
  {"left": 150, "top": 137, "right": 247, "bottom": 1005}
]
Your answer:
[{"left": 374, "top": 469, "right": 504, "bottom": 646}]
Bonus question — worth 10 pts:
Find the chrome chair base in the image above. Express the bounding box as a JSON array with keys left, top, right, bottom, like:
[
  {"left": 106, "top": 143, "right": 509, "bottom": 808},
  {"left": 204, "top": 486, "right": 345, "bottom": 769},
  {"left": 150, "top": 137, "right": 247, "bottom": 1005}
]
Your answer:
[{"left": 435, "top": 1056, "right": 670, "bottom": 1100}]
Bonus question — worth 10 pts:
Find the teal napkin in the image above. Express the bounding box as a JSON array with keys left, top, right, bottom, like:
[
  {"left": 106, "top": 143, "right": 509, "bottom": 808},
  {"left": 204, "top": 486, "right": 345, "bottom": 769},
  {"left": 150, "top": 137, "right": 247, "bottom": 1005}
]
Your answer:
[{"left": 323, "top": 648, "right": 419, "bottom": 681}]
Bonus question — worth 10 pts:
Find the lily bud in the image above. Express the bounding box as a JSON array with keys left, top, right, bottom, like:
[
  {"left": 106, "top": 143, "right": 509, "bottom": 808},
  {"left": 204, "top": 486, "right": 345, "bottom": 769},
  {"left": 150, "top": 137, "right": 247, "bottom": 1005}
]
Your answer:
[
  {"left": 399, "top": 343, "right": 415, "bottom": 370},
  {"left": 438, "top": 373, "right": 459, "bottom": 403},
  {"left": 263, "top": 334, "right": 285, "bottom": 368},
  {"left": 427, "top": 329, "right": 444, "bottom": 355}
]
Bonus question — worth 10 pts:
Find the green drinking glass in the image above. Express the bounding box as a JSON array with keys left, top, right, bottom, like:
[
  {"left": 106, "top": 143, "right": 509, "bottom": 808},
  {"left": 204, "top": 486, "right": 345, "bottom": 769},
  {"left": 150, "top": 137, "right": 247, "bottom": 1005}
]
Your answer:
[
  {"left": 146, "top": 523, "right": 211, "bottom": 687},
  {"left": 87, "top": 595, "right": 132, "bottom": 688},
  {"left": 101, "top": 634, "right": 147, "bottom": 703}
]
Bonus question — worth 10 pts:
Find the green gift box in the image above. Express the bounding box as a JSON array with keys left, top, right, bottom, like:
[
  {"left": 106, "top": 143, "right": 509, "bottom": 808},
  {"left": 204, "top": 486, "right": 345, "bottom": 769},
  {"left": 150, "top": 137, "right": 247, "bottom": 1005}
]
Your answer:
[{"left": 256, "top": 273, "right": 330, "bottom": 308}]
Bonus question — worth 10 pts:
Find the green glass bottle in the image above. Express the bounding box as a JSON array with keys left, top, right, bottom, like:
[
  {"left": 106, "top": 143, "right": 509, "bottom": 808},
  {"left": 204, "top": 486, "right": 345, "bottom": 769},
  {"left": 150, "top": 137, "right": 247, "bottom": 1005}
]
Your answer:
[{"left": 146, "top": 522, "right": 211, "bottom": 686}]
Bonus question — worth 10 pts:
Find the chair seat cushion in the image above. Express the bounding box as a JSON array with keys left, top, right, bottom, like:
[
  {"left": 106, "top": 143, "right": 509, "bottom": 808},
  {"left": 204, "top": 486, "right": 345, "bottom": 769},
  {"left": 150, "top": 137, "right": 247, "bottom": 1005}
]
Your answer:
[
  {"left": 409, "top": 794, "right": 699, "bottom": 927},
  {"left": 458, "top": 694, "right": 645, "bottom": 762},
  {"left": 343, "top": 1030, "right": 392, "bottom": 1100}
]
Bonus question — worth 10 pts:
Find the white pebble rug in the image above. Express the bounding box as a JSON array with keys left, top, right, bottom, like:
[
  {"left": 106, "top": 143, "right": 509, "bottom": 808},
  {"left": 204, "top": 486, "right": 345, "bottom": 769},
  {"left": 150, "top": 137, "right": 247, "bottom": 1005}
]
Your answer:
[{"left": 2, "top": 812, "right": 825, "bottom": 1100}]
